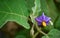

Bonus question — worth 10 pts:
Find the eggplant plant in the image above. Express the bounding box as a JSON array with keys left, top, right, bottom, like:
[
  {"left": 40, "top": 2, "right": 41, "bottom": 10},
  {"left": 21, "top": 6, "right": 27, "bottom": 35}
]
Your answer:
[{"left": 0, "top": 0, "right": 60, "bottom": 38}]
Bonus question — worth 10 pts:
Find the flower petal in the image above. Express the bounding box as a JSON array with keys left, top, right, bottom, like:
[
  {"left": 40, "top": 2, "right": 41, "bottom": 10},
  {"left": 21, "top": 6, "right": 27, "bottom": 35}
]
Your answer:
[
  {"left": 42, "top": 12, "right": 45, "bottom": 20},
  {"left": 46, "top": 21, "right": 49, "bottom": 25},
  {"left": 38, "top": 22, "right": 41, "bottom": 25},
  {"left": 44, "top": 16, "right": 51, "bottom": 22},
  {"left": 35, "top": 16, "right": 42, "bottom": 22}
]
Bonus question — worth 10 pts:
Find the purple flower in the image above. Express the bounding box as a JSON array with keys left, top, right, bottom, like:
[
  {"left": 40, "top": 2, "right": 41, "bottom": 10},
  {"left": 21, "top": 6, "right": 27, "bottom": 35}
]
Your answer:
[{"left": 35, "top": 12, "right": 51, "bottom": 27}]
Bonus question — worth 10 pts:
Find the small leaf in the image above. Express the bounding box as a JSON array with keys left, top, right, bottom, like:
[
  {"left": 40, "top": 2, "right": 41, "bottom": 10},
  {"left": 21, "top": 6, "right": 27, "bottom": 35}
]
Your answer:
[
  {"left": 30, "top": 0, "right": 41, "bottom": 23},
  {"left": 32, "top": 0, "right": 41, "bottom": 16}
]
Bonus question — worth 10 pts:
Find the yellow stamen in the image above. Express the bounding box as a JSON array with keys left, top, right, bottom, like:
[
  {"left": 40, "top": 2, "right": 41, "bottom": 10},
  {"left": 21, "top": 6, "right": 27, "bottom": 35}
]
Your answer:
[{"left": 42, "top": 21, "right": 46, "bottom": 27}]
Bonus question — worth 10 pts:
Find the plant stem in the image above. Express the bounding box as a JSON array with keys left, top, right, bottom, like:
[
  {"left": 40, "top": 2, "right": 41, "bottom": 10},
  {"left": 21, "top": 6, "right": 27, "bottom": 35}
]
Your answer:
[
  {"left": 30, "top": 24, "right": 34, "bottom": 37},
  {"left": 32, "top": 32, "right": 39, "bottom": 38},
  {"left": 35, "top": 22, "right": 49, "bottom": 37}
]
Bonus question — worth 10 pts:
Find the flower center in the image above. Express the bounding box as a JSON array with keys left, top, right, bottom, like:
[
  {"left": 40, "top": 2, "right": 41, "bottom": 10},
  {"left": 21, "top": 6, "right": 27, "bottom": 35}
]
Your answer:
[{"left": 42, "top": 21, "right": 46, "bottom": 27}]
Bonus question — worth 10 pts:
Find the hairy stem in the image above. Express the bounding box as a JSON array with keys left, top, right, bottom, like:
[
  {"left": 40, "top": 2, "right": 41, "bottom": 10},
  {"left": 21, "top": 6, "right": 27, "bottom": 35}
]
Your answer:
[{"left": 32, "top": 32, "right": 39, "bottom": 38}]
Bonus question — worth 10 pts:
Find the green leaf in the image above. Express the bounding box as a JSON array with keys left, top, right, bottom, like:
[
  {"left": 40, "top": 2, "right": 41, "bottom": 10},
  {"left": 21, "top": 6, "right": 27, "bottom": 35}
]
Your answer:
[
  {"left": 42, "top": 36, "right": 49, "bottom": 38},
  {"left": 0, "top": 0, "right": 30, "bottom": 29},
  {"left": 32, "top": 0, "right": 41, "bottom": 16},
  {"left": 42, "top": 29, "right": 60, "bottom": 38},
  {"left": 54, "top": 16, "right": 60, "bottom": 30},
  {"left": 25, "top": 0, "right": 34, "bottom": 12},
  {"left": 30, "top": 0, "right": 41, "bottom": 23}
]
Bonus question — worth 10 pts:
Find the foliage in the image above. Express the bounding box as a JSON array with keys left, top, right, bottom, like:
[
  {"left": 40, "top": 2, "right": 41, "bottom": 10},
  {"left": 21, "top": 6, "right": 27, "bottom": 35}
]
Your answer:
[
  {"left": 0, "top": 0, "right": 30, "bottom": 29},
  {"left": 0, "top": 0, "right": 60, "bottom": 38},
  {"left": 42, "top": 29, "right": 60, "bottom": 38}
]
